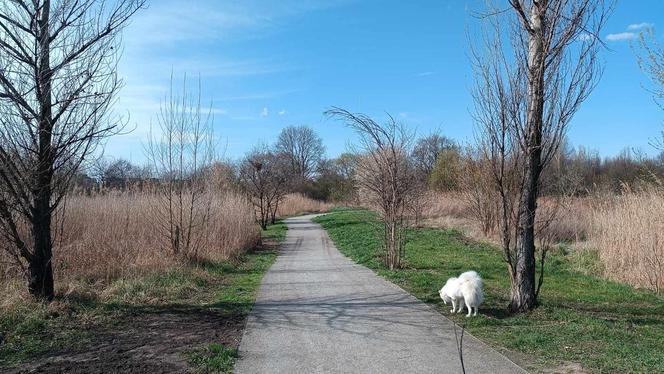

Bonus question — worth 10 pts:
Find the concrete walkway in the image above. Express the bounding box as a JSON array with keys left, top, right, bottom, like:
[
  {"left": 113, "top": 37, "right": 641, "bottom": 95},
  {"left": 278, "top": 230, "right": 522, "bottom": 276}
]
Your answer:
[{"left": 235, "top": 215, "right": 526, "bottom": 374}]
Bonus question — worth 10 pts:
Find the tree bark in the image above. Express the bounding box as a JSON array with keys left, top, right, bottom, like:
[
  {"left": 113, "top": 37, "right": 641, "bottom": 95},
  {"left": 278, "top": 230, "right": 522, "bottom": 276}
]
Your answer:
[
  {"left": 29, "top": 0, "right": 55, "bottom": 301},
  {"left": 510, "top": 160, "right": 539, "bottom": 312},
  {"left": 28, "top": 204, "right": 55, "bottom": 301},
  {"left": 510, "top": 1, "right": 545, "bottom": 312},
  {"left": 270, "top": 199, "right": 279, "bottom": 224}
]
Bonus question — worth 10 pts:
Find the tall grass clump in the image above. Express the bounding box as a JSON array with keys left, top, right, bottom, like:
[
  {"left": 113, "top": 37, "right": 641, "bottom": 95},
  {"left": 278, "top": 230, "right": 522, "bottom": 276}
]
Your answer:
[
  {"left": 592, "top": 185, "right": 664, "bottom": 293},
  {"left": 0, "top": 189, "right": 260, "bottom": 295},
  {"left": 276, "top": 193, "right": 336, "bottom": 217},
  {"left": 419, "top": 191, "right": 591, "bottom": 244}
]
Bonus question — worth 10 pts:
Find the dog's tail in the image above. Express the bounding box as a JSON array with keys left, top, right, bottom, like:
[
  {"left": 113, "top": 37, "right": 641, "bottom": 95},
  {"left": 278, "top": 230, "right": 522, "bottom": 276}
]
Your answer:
[{"left": 458, "top": 271, "right": 484, "bottom": 306}]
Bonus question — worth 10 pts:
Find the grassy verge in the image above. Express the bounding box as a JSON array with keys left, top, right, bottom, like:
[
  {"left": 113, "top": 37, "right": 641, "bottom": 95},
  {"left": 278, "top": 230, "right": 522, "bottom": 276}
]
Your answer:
[
  {"left": 188, "top": 343, "right": 239, "bottom": 374},
  {"left": 0, "top": 223, "right": 284, "bottom": 371},
  {"left": 262, "top": 219, "right": 288, "bottom": 244},
  {"left": 314, "top": 209, "right": 664, "bottom": 373}
]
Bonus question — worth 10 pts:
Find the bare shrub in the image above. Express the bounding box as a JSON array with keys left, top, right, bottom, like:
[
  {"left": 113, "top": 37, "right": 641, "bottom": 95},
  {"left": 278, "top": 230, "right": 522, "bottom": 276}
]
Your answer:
[
  {"left": 145, "top": 75, "right": 216, "bottom": 258},
  {"left": 326, "top": 107, "right": 418, "bottom": 270},
  {"left": 419, "top": 190, "right": 591, "bottom": 247},
  {"left": 238, "top": 147, "right": 292, "bottom": 229},
  {"left": 592, "top": 186, "right": 664, "bottom": 293},
  {"left": 458, "top": 152, "right": 501, "bottom": 237}
]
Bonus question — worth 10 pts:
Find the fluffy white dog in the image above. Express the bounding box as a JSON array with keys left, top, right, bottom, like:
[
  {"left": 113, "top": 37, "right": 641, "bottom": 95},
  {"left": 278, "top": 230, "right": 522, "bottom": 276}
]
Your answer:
[{"left": 439, "top": 271, "right": 484, "bottom": 317}]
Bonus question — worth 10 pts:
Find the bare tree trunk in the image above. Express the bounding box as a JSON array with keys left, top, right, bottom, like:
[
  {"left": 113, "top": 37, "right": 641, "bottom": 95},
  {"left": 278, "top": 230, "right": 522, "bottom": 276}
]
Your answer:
[
  {"left": 510, "top": 2, "right": 545, "bottom": 312},
  {"left": 511, "top": 165, "right": 539, "bottom": 311},
  {"left": 28, "top": 207, "right": 54, "bottom": 301},
  {"left": 28, "top": 1, "right": 55, "bottom": 300},
  {"left": 271, "top": 199, "right": 279, "bottom": 224}
]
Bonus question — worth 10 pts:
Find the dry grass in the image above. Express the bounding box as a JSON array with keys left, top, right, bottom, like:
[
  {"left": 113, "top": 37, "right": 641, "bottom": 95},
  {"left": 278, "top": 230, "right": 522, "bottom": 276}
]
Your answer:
[
  {"left": 419, "top": 191, "right": 591, "bottom": 242},
  {"left": 538, "top": 196, "right": 592, "bottom": 243},
  {"left": 420, "top": 189, "right": 664, "bottom": 292},
  {"left": 0, "top": 189, "right": 260, "bottom": 300},
  {"left": 276, "top": 193, "right": 336, "bottom": 217},
  {"left": 592, "top": 187, "right": 664, "bottom": 293}
]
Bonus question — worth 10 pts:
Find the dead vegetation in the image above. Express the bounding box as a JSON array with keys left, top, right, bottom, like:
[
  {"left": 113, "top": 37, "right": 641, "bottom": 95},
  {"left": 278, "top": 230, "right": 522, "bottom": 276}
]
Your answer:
[
  {"left": 0, "top": 189, "right": 260, "bottom": 301},
  {"left": 418, "top": 188, "right": 664, "bottom": 293},
  {"left": 276, "top": 193, "right": 336, "bottom": 217}
]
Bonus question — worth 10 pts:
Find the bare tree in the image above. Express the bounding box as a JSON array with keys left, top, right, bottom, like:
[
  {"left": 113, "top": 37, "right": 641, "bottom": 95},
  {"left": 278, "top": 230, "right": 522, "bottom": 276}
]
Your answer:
[
  {"left": 637, "top": 27, "right": 664, "bottom": 109},
  {"left": 275, "top": 125, "right": 325, "bottom": 184},
  {"left": 471, "top": 0, "right": 610, "bottom": 312},
  {"left": 145, "top": 75, "right": 216, "bottom": 258},
  {"left": 0, "top": 0, "right": 144, "bottom": 300},
  {"left": 238, "top": 146, "right": 291, "bottom": 229},
  {"left": 95, "top": 158, "right": 150, "bottom": 188},
  {"left": 459, "top": 148, "right": 501, "bottom": 237},
  {"left": 635, "top": 27, "right": 664, "bottom": 150},
  {"left": 412, "top": 132, "right": 457, "bottom": 178},
  {"left": 325, "top": 107, "right": 417, "bottom": 270}
]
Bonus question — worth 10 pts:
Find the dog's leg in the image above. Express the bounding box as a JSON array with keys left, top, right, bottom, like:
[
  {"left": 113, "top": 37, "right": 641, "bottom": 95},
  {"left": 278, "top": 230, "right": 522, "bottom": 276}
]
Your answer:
[
  {"left": 450, "top": 299, "right": 456, "bottom": 314},
  {"left": 465, "top": 300, "right": 472, "bottom": 317},
  {"left": 474, "top": 307, "right": 478, "bottom": 316}
]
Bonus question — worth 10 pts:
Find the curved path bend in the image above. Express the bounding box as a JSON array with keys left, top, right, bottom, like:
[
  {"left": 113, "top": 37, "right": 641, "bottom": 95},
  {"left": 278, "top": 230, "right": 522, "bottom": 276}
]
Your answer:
[{"left": 235, "top": 214, "right": 526, "bottom": 374}]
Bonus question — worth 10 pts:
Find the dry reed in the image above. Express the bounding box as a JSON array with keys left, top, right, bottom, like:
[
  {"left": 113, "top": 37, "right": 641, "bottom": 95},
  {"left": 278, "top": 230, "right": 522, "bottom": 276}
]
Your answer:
[
  {"left": 419, "top": 191, "right": 591, "bottom": 243},
  {"left": 592, "top": 186, "right": 664, "bottom": 293},
  {"left": 276, "top": 193, "right": 336, "bottom": 217},
  {"left": 421, "top": 189, "right": 663, "bottom": 292},
  {"left": 0, "top": 189, "right": 260, "bottom": 291}
]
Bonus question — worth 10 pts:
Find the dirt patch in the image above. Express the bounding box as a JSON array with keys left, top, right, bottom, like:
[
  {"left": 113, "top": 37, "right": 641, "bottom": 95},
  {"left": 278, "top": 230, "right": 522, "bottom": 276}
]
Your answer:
[
  {"left": 543, "top": 361, "right": 587, "bottom": 374},
  {"left": 9, "top": 307, "right": 244, "bottom": 374},
  {"left": 499, "top": 348, "right": 586, "bottom": 374}
]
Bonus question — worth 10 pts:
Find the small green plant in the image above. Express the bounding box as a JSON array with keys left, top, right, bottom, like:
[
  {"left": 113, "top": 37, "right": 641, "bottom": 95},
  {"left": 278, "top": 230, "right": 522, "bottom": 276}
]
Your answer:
[
  {"left": 188, "top": 343, "right": 238, "bottom": 374},
  {"left": 262, "top": 219, "right": 288, "bottom": 243}
]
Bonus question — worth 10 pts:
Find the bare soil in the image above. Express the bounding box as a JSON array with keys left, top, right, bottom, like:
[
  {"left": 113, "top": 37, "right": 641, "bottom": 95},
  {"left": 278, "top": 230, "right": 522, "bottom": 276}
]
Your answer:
[{"left": 9, "top": 307, "right": 244, "bottom": 374}]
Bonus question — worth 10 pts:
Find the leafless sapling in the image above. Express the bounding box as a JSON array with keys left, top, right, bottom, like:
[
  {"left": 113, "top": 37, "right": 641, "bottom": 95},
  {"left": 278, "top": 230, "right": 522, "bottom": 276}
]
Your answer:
[
  {"left": 325, "top": 107, "right": 417, "bottom": 270},
  {"left": 145, "top": 75, "right": 216, "bottom": 259}
]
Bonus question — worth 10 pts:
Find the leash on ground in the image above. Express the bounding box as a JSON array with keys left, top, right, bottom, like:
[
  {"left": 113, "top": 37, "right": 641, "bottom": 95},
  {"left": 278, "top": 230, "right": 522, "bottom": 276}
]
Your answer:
[{"left": 453, "top": 321, "right": 466, "bottom": 374}]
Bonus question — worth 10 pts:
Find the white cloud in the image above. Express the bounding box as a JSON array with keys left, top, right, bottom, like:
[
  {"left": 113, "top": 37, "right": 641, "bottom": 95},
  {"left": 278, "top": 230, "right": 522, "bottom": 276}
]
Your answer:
[
  {"left": 261, "top": 107, "right": 269, "bottom": 117},
  {"left": 278, "top": 109, "right": 287, "bottom": 115},
  {"left": 416, "top": 71, "right": 436, "bottom": 77},
  {"left": 606, "top": 32, "right": 638, "bottom": 42},
  {"left": 606, "top": 22, "right": 655, "bottom": 42},
  {"left": 628, "top": 22, "right": 653, "bottom": 31}
]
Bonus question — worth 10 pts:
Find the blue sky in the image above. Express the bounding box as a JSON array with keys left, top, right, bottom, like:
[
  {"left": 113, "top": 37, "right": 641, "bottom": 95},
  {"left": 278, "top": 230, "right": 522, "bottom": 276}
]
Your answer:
[{"left": 106, "top": 0, "right": 664, "bottom": 163}]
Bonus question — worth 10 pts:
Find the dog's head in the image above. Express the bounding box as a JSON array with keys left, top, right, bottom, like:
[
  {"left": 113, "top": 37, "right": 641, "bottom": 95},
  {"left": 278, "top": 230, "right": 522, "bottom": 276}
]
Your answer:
[
  {"left": 439, "top": 288, "right": 451, "bottom": 304},
  {"left": 439, "top": 278, "right": 456, "bottom": 304}
]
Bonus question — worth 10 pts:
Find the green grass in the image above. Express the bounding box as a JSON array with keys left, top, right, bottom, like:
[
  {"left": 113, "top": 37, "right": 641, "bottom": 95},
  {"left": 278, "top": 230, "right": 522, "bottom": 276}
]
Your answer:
[
  {"left": 262, "top": 219, "right": 288, "bottom": 244},
  {"left": 314, "top": 209, "right": 664, "bottom": 373},
  {"left": 0, "top": 225, "right": 283, "bottom": 369},
  {"left": 188, "top": 343, "right": 239, "bottom": 374}
]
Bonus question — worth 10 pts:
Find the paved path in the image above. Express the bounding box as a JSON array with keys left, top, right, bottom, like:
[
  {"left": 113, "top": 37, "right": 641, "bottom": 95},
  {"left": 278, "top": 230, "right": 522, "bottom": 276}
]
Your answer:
[{"left": 235, "top": 215, "right": 526, "bottom": 374}]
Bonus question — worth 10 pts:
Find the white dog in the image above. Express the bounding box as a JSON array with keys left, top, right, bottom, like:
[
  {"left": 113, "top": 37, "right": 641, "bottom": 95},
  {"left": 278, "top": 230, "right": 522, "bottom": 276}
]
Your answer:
[{"left": 439, "top": 271, "right": 484, "bottom": 317}]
